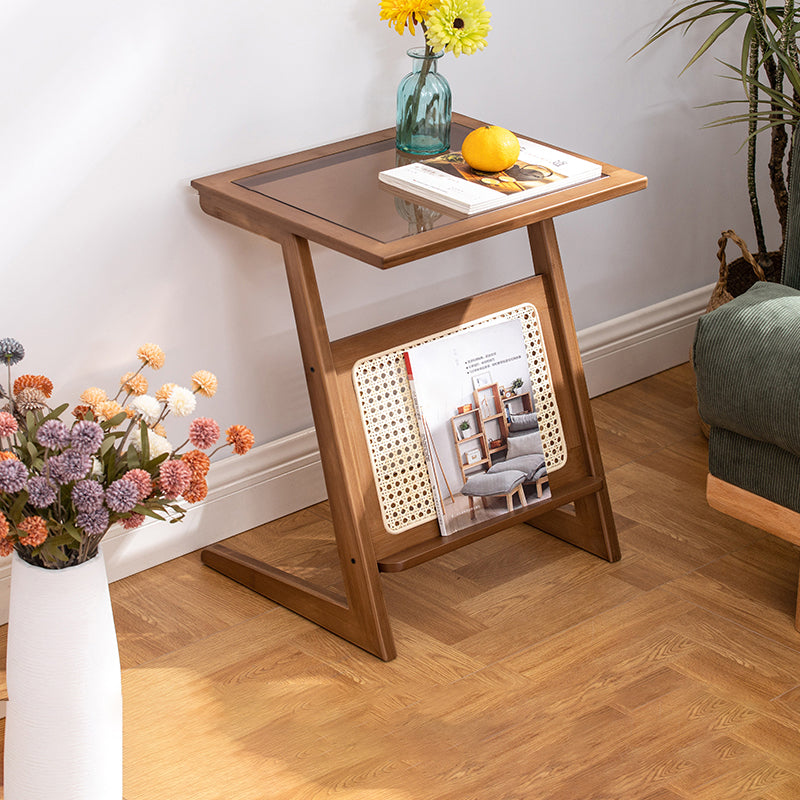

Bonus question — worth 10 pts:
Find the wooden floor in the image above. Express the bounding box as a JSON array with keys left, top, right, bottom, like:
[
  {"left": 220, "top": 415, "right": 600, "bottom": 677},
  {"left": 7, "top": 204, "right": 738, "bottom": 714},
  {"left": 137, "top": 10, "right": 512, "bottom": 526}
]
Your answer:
[{"left": 4, "top": 363, "right": 800, "bottom": 799}]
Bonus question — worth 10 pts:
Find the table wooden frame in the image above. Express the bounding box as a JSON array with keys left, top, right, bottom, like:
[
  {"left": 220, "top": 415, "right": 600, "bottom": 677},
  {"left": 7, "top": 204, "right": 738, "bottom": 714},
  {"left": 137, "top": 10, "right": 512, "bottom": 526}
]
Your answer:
[{"left": 191, "top": 113, "right": 647, "bottom": 661}]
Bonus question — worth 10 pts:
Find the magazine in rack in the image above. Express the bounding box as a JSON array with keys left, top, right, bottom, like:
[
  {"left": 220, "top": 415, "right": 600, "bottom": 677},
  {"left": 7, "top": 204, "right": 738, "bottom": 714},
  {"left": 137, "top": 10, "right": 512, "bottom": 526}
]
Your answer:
[
  {"left": 404, "top": 318, "right": 551, "bottom": 537},
  {"left": 379, "top": 137, "right": 603, "bottom": 216}
]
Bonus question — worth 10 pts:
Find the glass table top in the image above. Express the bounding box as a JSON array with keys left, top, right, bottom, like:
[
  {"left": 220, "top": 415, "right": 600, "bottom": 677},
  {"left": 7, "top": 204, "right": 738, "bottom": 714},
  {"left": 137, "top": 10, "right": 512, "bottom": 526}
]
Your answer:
[{"left": 234, "top": 124, "right": 473, "bottom": 244}]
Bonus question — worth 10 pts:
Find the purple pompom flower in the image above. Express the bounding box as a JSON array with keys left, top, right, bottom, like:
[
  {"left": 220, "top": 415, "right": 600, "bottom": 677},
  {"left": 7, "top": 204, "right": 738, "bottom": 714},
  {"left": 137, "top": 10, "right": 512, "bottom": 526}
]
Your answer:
[
  {"left": 0, "top": 460, "right": 27, "bottom": 493},
  {"left": 0, "top": 338, "right": 24, "bottom": 367},
  {"left": 70, "top": 420, "right": 104, "bottom": 454},
  {"left": 48, "top": 449, "right": 92, "bottom": 485},
  {"left": 26, "top": 475, "right": 57, "bottom": 508},
  {"left": 37, "top": 420, "right": 71, "bottom": 451},
  {"left": 105, "top": 479, "right": 139, "bottom": 514},
  {"left": 72, "top": 479, "right": 105, "bottom": 513},
  {"left": 76, "top": 505, "right": 110, "bottom": 536}
]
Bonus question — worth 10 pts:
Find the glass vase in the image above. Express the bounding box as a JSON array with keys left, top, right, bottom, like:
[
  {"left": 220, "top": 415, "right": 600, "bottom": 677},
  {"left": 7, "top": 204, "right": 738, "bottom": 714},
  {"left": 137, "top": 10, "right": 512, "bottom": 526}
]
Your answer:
[{"left": 396, "top": 47, "right": 451, "bottom": 155}]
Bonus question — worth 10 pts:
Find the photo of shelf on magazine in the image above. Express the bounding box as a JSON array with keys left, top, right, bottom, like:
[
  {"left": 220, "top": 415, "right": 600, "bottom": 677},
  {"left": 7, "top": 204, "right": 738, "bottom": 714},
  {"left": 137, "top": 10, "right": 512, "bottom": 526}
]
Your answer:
[
  {"left": 379, "top": 137, "right": 604, "bottom": 216},
  {"left": 404, "top": 317, "right": 551, "bottom": 538}
]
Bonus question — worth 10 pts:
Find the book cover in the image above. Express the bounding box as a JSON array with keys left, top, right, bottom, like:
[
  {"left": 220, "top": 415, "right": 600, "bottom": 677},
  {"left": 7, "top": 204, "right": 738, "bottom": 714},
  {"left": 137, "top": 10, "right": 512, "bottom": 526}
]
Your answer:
[
  {"left": 379, "top": 137, "right": 603, "bottom": 216},
  {"left": 404, "top": 318, "right": 551, "bottom": 537}
]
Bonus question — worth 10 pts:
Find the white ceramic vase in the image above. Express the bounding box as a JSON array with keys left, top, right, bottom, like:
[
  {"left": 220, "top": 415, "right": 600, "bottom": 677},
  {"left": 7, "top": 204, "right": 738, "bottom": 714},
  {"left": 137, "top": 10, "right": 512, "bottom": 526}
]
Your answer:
[{"left": 4, "top": 549, "right": 123, "bottom": 800}]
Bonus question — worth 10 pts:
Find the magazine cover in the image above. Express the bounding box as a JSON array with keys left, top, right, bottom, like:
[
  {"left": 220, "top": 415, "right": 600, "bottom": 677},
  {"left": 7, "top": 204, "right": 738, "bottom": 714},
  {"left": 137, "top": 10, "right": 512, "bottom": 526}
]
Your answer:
[
  {"left": 379, "top": 137, "right": 603, "bottom": 215},
  {"left": 404, "top": 318, "right": 551, "bottom": 537},
  {"left": 424, "top": 151, "right": 567, "bottom": 197}
]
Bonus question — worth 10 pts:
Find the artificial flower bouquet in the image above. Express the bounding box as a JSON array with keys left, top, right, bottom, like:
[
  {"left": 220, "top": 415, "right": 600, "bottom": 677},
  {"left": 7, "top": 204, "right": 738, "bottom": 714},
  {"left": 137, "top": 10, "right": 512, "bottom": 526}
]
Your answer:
[
  {"left": 380, "top": 0, "right": 491, "bottom": 57},
  {"left": 0, "top": 337, "right": 253, "bottom": 569}
]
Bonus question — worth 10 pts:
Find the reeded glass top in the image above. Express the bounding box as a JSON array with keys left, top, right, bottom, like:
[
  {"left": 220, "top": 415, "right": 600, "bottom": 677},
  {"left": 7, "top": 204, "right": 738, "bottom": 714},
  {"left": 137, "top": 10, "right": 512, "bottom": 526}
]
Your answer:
[{"left": 234, "top": 124, "right": 471, "bottom": 243}]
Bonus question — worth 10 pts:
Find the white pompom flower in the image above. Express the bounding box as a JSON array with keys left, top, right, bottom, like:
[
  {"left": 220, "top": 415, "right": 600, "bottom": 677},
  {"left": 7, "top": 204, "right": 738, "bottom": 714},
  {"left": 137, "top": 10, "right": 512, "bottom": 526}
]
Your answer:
[
  {"left": 167, "top": 386, "right": 197, "bottom": 417},
  {"left": 146, "top": 429, "right": 173, "bottom": 459},
  {"left": 130, "top": 395, "right": 162, "bottom": 426}
]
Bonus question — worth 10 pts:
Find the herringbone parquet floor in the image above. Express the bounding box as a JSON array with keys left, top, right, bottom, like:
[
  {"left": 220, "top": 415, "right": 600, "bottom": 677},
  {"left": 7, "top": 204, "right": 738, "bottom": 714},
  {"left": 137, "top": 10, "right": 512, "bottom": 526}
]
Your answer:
[{"left": 4, "top": 363, "right": 800, "bottom": 799}]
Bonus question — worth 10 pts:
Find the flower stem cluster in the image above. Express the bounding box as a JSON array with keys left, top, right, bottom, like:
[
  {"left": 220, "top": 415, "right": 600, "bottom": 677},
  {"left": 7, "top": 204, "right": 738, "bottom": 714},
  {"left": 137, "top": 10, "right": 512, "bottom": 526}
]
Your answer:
[{"left": 0, "top": 339, "right": 253, "bottom": 569}]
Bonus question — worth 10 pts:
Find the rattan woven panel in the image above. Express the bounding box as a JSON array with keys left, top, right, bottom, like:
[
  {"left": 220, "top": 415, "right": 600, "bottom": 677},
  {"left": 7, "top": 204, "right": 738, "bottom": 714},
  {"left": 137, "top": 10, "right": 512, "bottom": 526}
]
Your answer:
[{"left": 352, "top": 303, "right": 566, "bottom": 534}]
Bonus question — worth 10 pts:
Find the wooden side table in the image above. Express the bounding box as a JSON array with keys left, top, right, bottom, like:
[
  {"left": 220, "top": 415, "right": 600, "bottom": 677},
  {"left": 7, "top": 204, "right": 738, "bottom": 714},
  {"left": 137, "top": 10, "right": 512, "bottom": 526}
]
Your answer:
[{"left": 191, "top": 113, "right": 647, "bottom": 661}]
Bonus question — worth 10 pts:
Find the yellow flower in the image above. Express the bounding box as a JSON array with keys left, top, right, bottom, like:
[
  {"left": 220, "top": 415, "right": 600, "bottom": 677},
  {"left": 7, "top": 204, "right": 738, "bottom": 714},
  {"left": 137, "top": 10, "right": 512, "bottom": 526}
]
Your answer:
[
  {"left": 380, "top": 0, "right": 438, "bottom": 35},
  {"left": 191, "top": 370, "right": 218, "bottom": 398},
  {"left": 137, "top": 343, "right": 165, "bottom": 370},
  {"left": 426, "top": 0, "right": 491, "bottom": 56}
]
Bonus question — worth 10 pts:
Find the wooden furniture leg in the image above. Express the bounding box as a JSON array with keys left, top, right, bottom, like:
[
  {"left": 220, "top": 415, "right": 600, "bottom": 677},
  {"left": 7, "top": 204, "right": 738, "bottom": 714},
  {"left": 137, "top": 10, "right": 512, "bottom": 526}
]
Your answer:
[
  {"left": 707, "top": 473, "right": 800, "bottom": 632},
  {"left": 202, "top": 234, "right": 396, "bottom": 660},
  {"left": 526, "top": 220, "right": 621, "bottom": 562}
]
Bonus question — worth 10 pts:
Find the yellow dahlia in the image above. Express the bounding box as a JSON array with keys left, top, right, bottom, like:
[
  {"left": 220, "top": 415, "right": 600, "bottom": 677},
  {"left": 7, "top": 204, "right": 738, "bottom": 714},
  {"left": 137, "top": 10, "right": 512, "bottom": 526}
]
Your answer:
[
  {"left": 120, "top": 372, "right": 148, "bottom": 396},
  {"left": 380, "top": 0, "right": 438, "bottom": 35},
  {"left": 426, "top": 0, "right": 491, "bottom": 56},
  {"left": 137, "top": 343, "right": 165, "bottom": 370},
  {"left": 191, "top": 370, "right": 218, "bottom": 398}
]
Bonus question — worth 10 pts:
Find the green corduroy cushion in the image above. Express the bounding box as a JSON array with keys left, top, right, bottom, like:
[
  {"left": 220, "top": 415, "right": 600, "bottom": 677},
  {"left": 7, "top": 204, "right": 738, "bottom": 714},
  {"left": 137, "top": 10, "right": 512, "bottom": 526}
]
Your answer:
[
  {"left": 709, "top": 427, "right": 800, "bottom": 513},
  {"left": 694, "top": 281, "right": 800, "bottom": 457}
]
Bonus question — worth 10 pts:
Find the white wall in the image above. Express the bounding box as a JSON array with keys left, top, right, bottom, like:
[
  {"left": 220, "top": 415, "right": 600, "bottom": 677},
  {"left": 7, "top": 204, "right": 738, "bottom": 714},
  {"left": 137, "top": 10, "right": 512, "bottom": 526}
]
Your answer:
[{"left": 1, "top": 1, "right": 769, "bottom": 530}]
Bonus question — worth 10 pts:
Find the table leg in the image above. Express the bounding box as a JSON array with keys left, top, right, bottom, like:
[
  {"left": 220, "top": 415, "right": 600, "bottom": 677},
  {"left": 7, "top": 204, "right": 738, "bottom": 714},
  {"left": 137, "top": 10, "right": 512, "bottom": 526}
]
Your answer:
[
  {"left": 202, "top": 234, "right": 396, "bottom": 660},
  {"left": 526, "top": 220, "right": 621, "bottom": 562}
]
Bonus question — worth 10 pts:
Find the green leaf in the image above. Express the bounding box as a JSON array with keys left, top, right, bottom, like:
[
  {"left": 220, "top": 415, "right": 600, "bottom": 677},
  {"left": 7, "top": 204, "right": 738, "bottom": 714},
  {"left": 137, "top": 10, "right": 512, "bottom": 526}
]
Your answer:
[
  {"left": 127, "top": 446, "right": 140, "bottom": 470},
  {"left": 8, "top": 490, "right": 28, "bottom": 524},
  {"left": 133, "top": 505, "right": 166, "bottom": 521},
  {"left": 139, "top": 421, "right": 150, "bottom": 463}
]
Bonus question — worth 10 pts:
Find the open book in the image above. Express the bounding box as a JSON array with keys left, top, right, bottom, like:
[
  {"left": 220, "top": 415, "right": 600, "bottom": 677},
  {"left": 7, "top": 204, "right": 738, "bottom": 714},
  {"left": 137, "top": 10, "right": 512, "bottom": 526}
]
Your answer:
[
  {"left": 404, "top": 318, "right": 550, "bottom": 537},
  {"left": 379, "top": 137, "right": 603, "bottom": 215}
]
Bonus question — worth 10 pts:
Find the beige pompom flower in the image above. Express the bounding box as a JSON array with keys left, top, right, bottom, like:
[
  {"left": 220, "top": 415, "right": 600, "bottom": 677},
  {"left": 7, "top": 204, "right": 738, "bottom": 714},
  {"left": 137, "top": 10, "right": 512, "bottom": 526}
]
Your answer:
[
  {"left": 191, "top": 370, "right": 218, "bottom": 398},
  {"left": 120, "top": 372, "right": 148, "bottom": 396},
  {"left": 15, "top": 387, "right": 48, "bottom": 413},
  {"left": 155, "top": 383, "right": 176, "bottom": 403},
  {"left": 96, "top": 400, "right": 125, "bottom": 424},
  {"left": 137, "top": 343, "right": 165, "bottom": 370},
  {"left": 80, "top": 387, "right": 108, "bottom": 408}
]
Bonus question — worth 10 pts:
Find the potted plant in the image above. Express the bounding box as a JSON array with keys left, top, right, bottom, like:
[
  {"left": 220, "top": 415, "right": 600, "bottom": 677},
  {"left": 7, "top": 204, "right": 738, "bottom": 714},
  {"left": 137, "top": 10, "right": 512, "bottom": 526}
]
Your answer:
[
  {"left": 636, "top": 1, "right": 800, "bottom": 298},
  {"left": 458, "top": 419, "right": 472, "bottom": 438}
]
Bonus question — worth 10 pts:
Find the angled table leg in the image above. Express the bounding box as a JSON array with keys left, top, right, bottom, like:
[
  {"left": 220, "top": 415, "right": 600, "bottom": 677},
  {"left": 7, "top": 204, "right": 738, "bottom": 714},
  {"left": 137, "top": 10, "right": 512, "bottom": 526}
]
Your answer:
[
  {"left": 202, "top": 234, "right": 396, "bottom": 660},
  {"left": 526, "top": 219, "right": 621, "bottom": 562}
]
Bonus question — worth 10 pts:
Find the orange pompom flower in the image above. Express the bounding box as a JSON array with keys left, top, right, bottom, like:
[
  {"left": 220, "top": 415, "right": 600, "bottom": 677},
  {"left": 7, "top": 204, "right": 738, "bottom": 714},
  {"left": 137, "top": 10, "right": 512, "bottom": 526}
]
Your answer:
[
  {"left": 0, "top": 538, "right": 13, "bottom": 557},
  {"left": 0, "top": 451, "right": 18, "bottom": 462},
  {"left": 155, "top": 383, "right": 176, "bottom": 403},
  {"left": 137, "top": 343, "right": 165, "bottom": 370},
  {"left": 72, "top": 405, "right": 95, "bottom": 421},
  {"left": 18, "top": 516, "right": 48, "bottom": 547},
  {"left": 80, "top": 387, "right": 107, "bottom": 408},
  {"left": 226, "top": 425, "right": 255, "bottom": 455},
  {"left": 96, "top": 400, "right": 125, "bottom": 423},
  {"left": 181, "top": 449, "right": 211, "bottom": 478},
  {"left": 120, "top": 372, "right": 148, "bottom": 396},
  {"left": 183, "top": 477, "right": 208, "bottom": 503},
  {"left": 191, "top": 370, "right": 218, "bottom": 398},
  {"left": 13, "top": 374, "right": 54, "bottom": 398}
]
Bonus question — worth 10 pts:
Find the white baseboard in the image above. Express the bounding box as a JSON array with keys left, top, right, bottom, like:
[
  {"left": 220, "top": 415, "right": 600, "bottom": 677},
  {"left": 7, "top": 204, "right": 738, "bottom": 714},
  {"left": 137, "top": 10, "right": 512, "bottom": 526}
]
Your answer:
[
  {"left": 0, "top": 284, "right": 712, "bottom": 630},
  {"left": 0, "top": 430, "right": 326, "bottom": 627},
  {"left": 579, "top": 283, "right": 712, "bottom": 398}
]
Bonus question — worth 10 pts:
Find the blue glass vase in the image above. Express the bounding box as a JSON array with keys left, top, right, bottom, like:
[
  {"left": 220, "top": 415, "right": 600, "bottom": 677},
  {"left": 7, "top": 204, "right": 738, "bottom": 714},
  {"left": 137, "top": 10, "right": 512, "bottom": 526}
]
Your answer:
[{"left": 396, "top": 47, "right": 452, "bottom": 155}]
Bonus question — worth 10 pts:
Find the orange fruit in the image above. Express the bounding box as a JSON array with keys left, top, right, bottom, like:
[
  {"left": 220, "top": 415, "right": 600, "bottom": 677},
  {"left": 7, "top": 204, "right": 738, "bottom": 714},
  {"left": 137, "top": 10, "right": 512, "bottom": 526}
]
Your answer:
[{"left": 461, "top": 125, "right": 521, "bottom": 173}]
